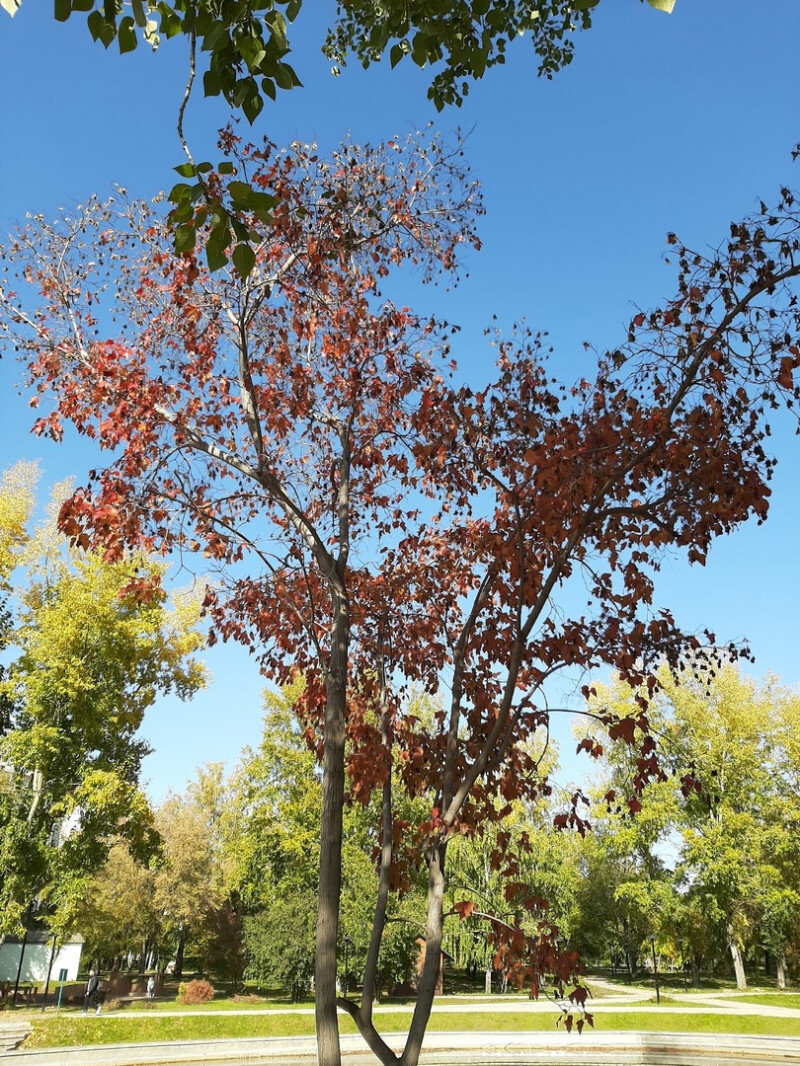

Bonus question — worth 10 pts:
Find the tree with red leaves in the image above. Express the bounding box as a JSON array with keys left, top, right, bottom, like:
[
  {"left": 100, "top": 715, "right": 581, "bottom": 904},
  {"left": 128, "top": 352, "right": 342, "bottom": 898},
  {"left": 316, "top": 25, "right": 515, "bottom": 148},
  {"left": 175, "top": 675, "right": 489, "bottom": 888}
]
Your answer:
[{"left": 1, "top": 131, "right": 800, "bottom": 1065}]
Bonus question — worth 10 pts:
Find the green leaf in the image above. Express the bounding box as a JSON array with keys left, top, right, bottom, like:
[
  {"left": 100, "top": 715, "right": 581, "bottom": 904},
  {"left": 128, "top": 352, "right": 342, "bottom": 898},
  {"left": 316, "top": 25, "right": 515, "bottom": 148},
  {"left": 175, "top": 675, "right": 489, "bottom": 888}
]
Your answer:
[
  {"left": 206, "top": 241, "right": 229, "bottom": 273},
  {"left": 212, "top": 218, "right": 232, "bottom": 248},
  {"left": 228, "top": 181, "right": 255, "bottom": 205},
  {"left": 118, "top": 15, "right": 137, "bottom": 52},
  {"left": 70, "top": 0, "right": 93, "bottom": 11},
  {"left": 203, "top": 69, "right": 223, "bottom": 96},
  {"left": 646, "top": 0, "right": 675, "bottom": 10},
  {"left": 273, "top": 62, "right": 295, "bottom": 90},
  {"left": 241, "top": 90, "right": 264, "bottom": 123},
  {"left": 286, "top": 0, "right": 301, "bottom": 21},
  {"left": 131, "top": 0, "right": 145, "bottom": 26},
  {"left": 54, "top": 0, "right": 71, "bottom": 22},
  {"left": 232, "top": 243, "right": 256, "bottom": 277},
  {"left": 173, "top": 224, "right": 196, "bottom": 254},
  {"left": 157, "top": 2, "right": 181, "bottom": 38},
  {"left": 264, "top": 9, "right": 287, "bottom": 51},
  {"left": 217, "top": 161, "right": 235, "bottom": 175},
  {"left": 168, "top": 181, "right": 192, "bottom": 199},
  {"left": 390, "top": 43, "right": 404, "bottom": 69},
  {"left": 174, "top": 162, "right": 196, "bottom": 177},
  {"left": 279, "top": 61, "right": 301, "bottom": 87},
  {"left": 87, "top": 8, "right": 116, "bottom": 45},
  {"left": 230, "top": 216, "right": 250, "bottom": 242}
]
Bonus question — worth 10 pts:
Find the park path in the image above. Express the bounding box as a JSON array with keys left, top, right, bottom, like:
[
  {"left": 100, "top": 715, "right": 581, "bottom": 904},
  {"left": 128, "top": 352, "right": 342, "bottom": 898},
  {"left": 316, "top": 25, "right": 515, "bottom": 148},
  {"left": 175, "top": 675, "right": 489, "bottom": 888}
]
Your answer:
[{"left": 56, "top": 983, "right": 800, "bottom": 1020}]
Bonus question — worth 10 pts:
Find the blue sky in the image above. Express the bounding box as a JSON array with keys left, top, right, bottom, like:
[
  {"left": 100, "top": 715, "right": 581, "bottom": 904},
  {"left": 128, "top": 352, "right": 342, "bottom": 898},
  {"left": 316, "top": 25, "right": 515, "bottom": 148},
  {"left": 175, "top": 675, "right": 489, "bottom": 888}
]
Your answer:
[{"left": 1, "top": 0, "right": 799, "bottom": 800}]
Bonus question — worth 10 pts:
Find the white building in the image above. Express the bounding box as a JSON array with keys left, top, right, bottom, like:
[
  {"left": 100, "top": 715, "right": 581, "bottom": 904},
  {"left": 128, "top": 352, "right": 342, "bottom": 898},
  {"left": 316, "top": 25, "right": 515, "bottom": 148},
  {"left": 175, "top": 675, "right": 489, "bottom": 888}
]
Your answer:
[{"left": 0, "top": 931, "right": 83, "bottom": 986}]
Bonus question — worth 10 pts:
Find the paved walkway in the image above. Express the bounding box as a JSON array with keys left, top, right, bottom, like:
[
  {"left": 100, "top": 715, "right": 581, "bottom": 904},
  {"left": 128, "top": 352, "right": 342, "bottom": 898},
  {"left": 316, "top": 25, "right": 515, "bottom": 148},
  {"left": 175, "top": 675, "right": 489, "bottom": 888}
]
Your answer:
[
  {"left": 3, "top": 1029, "right": 800, "bottom": 1066},
  {"left": 54, "top": 983, "right": 797, "bottom": 1021},
  {"left": 4, "top": 985, "right": 800, "bottom": 1066}
]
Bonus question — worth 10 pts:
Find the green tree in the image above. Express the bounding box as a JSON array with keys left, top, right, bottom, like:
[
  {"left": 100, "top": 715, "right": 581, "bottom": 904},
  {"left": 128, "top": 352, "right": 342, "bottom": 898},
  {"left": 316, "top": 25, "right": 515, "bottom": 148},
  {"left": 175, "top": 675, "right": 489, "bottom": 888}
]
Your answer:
[
  {"left": 0, "top": 470, "right": 207, "bottom": 938},
  {"left": 71, "top": 838, "right": 161, "bottom": 970},
  {"left": 590, "top": 664, "right": 800, "bottom": 990},
  {"left": 244, "top": 898, "right": 316, "bottom": 1001},
  {"left": 154, "top": 764, "right": 234, "bottom": 978},
  {"left": 234, "top": 680, "right": 420, "bottom": 1000},
  {"left": 3, "top": 0, "right": 674, "bottom": 115},
  {"left": 577, "top": 680, "right": 680, "bottom": 978}
]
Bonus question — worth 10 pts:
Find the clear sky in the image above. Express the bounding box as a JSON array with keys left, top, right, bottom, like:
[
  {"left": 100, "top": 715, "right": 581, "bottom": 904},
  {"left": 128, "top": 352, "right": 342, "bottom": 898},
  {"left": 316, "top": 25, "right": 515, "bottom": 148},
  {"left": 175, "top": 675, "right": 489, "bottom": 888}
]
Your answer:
[{"left": 1, "top": 0, "right": 798, "bottom": 800}]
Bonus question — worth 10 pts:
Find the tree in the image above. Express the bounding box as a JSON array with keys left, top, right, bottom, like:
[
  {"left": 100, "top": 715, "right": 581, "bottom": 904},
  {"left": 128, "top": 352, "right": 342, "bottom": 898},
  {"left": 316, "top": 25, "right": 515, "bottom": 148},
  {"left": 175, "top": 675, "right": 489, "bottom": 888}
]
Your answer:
[
  {"left": 154, "top": 764, "right": 234, "bottom": 977},
  {"left": 0, "top": 463, "right": 35, "bottom": 743},
  {"left": 667, "top": 667, "right": 800, "bottom": 990},
  {"left": 0, "top": 469, "right": 207, "bottom": 939},
  {"left": 0, "top": 0, "right": 674, "bottom": 274},
  {"left": 72, "top": 838, "right": 161, "bottom": 971},
  {"left": 2, "top": 0, "right": 675, "bottom": 115},
  {"left": 577, "top": 678, "right": 679, "bottom": 978},
  {"left": 1, "top": 134, "right": 800, "bottom": 1065},
  {"left": 234, "top": 682, "right": 417, "bottom": 1000},
  {"left": 592, "top": 664, "right": 800, "bottom": 990}
]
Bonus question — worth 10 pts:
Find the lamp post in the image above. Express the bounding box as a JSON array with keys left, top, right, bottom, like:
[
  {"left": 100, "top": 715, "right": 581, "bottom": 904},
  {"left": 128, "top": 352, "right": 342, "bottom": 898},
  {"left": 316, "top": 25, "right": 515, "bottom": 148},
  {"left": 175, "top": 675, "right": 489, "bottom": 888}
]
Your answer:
[
  {"left": 650, "top": 936, "right": 660, "bottom": 1004},
  {"left": 342, "top": 936, "right": 353, "bottom": 997},
  {"left": 679, "top": 938, "right": 687, "bottom": 992}
]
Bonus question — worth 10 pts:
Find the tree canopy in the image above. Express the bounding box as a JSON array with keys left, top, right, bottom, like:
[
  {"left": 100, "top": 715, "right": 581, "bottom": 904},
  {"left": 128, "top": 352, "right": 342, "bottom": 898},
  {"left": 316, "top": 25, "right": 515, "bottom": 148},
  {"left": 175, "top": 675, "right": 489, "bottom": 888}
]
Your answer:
[
  {"left": 2, "top": 0, "right": 675, "bottom": 115},
  {"left": 1, "top": 125, "right": 799, "bottom": 1064},
  {"left": 0, "top": 464, "right": 207, "bottom": 938}
]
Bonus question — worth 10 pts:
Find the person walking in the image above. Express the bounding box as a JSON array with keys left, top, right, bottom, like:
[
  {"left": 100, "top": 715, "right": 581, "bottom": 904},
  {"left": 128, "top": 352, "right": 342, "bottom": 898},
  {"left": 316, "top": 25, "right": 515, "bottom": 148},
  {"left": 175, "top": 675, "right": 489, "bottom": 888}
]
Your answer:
[{"left": 82, "top": 971, "right": 99, "bottom": 1014}]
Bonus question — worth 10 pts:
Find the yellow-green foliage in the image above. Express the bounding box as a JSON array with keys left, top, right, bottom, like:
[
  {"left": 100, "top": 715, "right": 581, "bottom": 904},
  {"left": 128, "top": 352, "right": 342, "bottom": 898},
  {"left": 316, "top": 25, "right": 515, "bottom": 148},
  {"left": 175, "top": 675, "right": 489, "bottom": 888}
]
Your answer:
[
  {"left": 0, "top": 466, "right": 208, "bottom": 938},
  {"left": 0, "top": 460, "right": 37, "bottom": 585}
]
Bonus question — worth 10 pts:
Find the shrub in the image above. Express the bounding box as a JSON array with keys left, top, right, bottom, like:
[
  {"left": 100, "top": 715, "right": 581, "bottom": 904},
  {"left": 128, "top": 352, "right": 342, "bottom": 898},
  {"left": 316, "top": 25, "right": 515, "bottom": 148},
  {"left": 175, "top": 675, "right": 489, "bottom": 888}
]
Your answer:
[
  {"left": 177, "top": 979, "right": 215, "bottom": 1004},
  {"left": 244, "top": 901, "right": 315, "bottom": 1002}
]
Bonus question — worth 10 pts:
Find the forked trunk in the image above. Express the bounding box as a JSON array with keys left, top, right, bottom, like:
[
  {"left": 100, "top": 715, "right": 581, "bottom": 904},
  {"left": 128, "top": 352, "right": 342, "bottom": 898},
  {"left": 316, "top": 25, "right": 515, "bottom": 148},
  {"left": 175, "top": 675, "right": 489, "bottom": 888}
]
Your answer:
[
  {"left": 399, "top": 842, "right": 447, "bottom": 1066},
  {"left": 728, "top": 930, "right": 747, "bottom": 990},
  {"left": 777, "top": 950, "right": 787, "bottom": 990}
]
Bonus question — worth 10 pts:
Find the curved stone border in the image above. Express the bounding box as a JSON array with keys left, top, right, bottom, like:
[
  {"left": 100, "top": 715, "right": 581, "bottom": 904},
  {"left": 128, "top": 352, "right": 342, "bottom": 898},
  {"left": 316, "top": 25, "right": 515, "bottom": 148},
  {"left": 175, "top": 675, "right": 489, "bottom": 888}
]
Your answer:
[{"left": 2, "top": 1031, "right": 800, "bottom": 1066}]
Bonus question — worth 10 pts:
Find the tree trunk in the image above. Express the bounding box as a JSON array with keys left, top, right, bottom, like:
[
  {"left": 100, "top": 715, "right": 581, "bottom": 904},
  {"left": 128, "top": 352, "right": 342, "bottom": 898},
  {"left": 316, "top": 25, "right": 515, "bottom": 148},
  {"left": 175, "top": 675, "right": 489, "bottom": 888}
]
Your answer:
[
  {"left": 315, "top": 597, "right": 349, "bottom": 1066},
  {"left": 728, "top": 932, "right": 747, "bottom": 990},
  {"left": 174, "top": 927, "right": 186, "bottom": 979},
  {"left": 691, "top": 954, "right": 701, "bottom": 989},
  {"left": 777, "top": 950, "right": 787, "bottom": 990},
  {"left": 400, "top": 842, "right": 447, "bottom": 1066}
]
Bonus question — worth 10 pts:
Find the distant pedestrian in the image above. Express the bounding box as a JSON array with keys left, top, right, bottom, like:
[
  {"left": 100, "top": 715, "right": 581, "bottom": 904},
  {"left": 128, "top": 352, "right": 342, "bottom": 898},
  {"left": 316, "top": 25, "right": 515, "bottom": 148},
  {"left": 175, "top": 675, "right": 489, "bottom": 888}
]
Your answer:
[
  {"left": 147, "top": 975, "right": 155, "bottom": 999},
  {"left": 94, "top": 986, "right": 106, "bottom": 1015},
  {"left": 82, "top": 971, "right": 99, "bottom": 1014}
]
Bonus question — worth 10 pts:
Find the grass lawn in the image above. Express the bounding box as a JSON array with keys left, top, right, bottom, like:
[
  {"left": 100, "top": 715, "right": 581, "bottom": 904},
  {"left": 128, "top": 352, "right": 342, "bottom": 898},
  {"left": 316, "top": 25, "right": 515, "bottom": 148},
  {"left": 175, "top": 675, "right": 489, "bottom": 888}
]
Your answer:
[
  {"left": 728, "top": 993, "right": 800, "bottom": 1009},
  {"left": 21, "top": 1009, "right": 800, "bottom": 1049},
  {"left": 45, "top": 982, "right": 625, "bottom": 1017},
  {"left": 114, "top": 996, "right": 315, "bottom": 1012}
]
